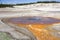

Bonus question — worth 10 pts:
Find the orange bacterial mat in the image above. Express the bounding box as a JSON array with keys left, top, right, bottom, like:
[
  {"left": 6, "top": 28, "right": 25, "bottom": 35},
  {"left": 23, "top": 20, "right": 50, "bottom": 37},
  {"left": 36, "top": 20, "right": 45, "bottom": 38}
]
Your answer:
[{"left": 3, "top": 16, "right": 60, "bottom": 40}]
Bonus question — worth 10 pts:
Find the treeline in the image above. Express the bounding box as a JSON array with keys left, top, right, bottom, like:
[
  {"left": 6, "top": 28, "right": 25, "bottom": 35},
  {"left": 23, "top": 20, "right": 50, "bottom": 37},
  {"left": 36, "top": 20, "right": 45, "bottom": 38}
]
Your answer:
[
  {"left": 0, "top": 1, "right": 60, "bottom": 8},
  {"left": 37, "top": 1, "right": 60, "bottom": 3},
  {"left": 0, "top": 4, "right": 14, "bottom": 8},
  {"left": 16, "top": 1, "right": 60, "bottom": 5},
  {"left": 16, "top": 2, "right": 36, "bottom": 5}
]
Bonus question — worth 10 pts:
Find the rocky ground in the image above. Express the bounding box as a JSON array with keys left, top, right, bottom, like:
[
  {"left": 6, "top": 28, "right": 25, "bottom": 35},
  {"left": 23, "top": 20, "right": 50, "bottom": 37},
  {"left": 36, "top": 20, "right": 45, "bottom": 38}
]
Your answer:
[{"left": 0, "top": 3, "right": 60, "bottom": 18}]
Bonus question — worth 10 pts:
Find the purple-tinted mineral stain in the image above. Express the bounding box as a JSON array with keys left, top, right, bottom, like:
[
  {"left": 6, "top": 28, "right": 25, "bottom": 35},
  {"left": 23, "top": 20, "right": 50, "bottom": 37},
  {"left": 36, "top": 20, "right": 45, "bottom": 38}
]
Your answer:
[{"left": 8, "top": 17, "right": 60, "bottom": 24}]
